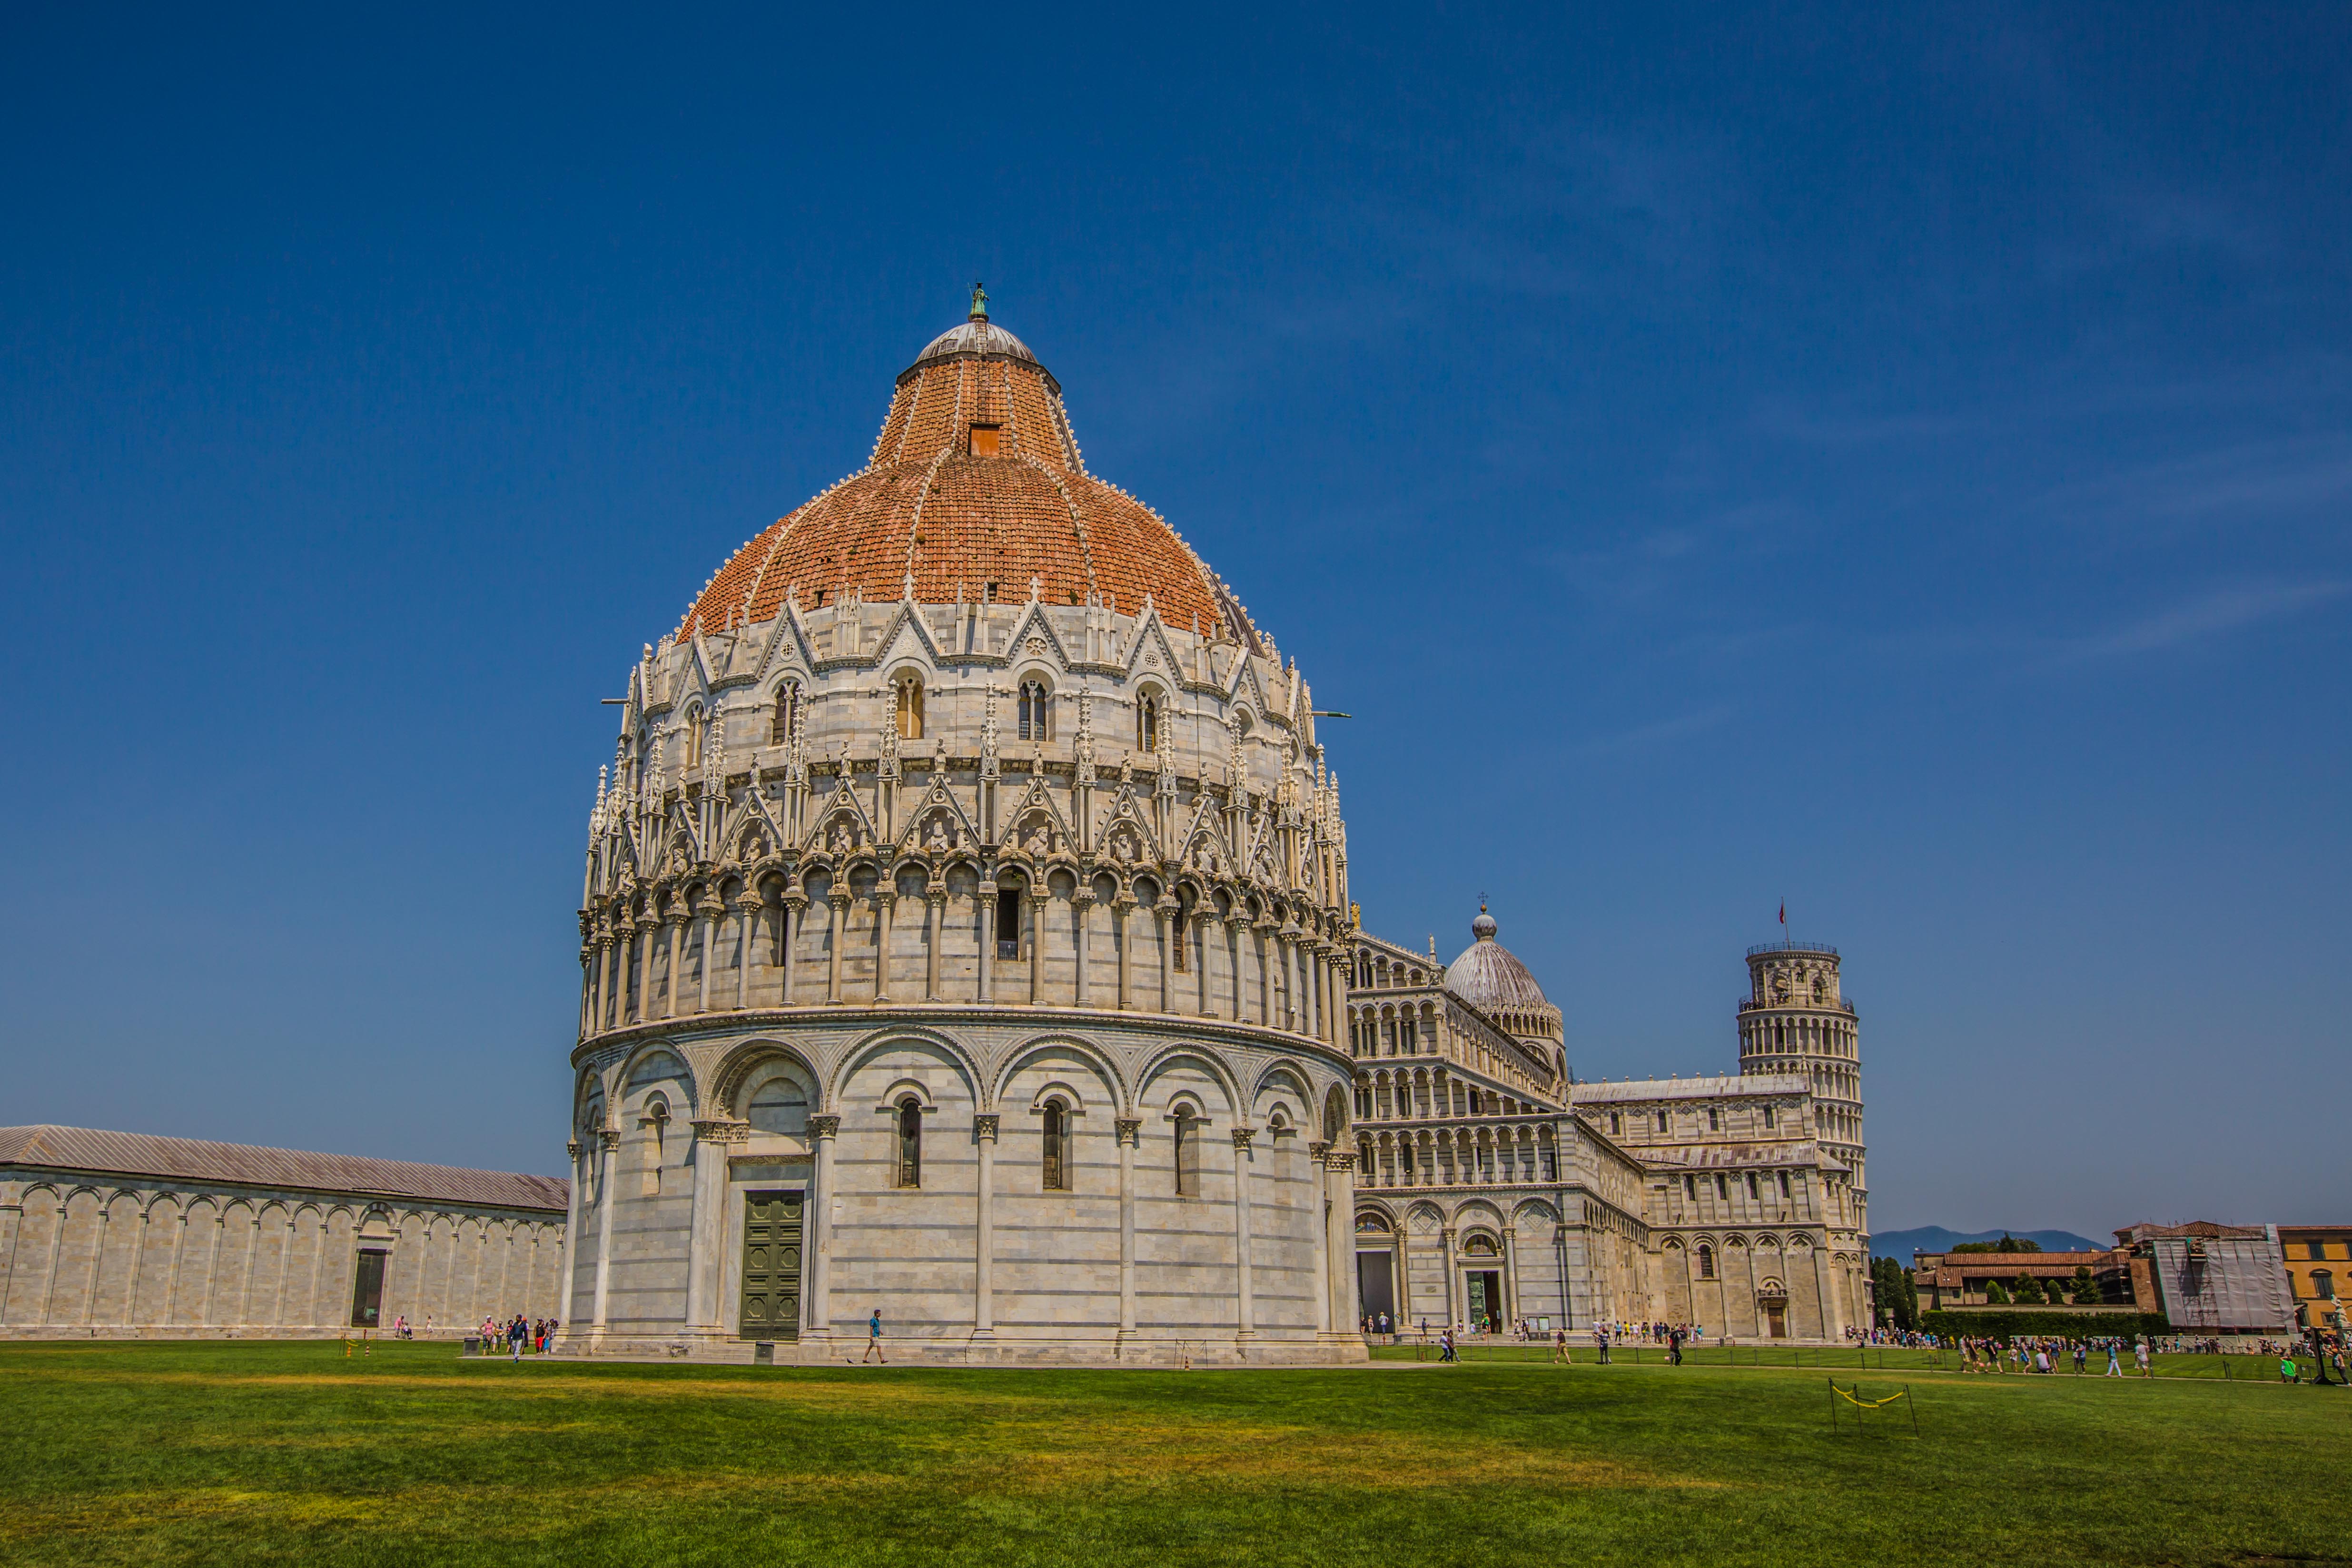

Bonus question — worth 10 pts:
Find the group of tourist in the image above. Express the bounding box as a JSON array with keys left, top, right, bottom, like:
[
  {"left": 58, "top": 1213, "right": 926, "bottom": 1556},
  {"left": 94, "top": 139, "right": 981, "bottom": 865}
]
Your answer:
[
  {"left": 475, "top": 1315, "right": 559, "bottom": 1358},
  {"left": 1956, "top": 1335, "right": 2144, "bottom": 1376},
  {"left": 1849, "top": 1325, "right": 1941, "bottom": 1348}
]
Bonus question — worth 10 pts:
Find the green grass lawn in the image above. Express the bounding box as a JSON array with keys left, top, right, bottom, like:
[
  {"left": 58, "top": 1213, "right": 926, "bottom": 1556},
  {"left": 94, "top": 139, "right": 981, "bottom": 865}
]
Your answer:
[
  {"left": 4, "top": 1340, "right": 2346, "bottom": 1567},
  {"left": 1372, "top": 1341, "right": 2314, "bottom": 1381}
]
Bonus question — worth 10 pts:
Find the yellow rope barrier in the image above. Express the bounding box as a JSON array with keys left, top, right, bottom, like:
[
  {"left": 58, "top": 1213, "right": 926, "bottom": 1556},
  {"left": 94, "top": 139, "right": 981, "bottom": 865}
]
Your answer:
[{"left": 1833, "top": 1385, "right": 1908, "bottom": 1409}]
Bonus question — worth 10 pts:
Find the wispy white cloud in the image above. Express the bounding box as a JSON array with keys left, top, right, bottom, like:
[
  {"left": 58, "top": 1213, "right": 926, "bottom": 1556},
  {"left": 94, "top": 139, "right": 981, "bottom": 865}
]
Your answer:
[
  {"left": 1573, "top": 705, "right": 1733, "bottom": 757},
  {"left": 2033, "top": 436, "right": 2352, "bottom": 533},
  {"left": 2053, "top": 579, "right": 2350, "bottom": 663}
]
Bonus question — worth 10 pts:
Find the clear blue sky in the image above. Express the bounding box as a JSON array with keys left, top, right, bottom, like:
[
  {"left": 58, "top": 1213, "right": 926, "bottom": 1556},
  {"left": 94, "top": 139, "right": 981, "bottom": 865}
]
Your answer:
[{"left": 5, "top": 4, "right": 2346, "bottom": 1236}]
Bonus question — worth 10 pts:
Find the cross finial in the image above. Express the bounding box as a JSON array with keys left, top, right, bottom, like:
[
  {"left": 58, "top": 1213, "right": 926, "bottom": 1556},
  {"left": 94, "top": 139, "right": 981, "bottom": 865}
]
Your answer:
[{"left": 970, "top": 281, "right": 989, "bottom": 320}]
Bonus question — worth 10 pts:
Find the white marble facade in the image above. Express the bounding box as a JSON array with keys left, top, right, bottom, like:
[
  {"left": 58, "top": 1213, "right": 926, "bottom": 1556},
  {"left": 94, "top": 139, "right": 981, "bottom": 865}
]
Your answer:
[
  {"left": 1343, "top": 927, "right": 1872, "bottom": 1341},
  {"left": 562, "top": 468, "right": 1363, "bottom": 1361},
  {"left": 0, "top": 1126, "right": 566, "bottom": 1339}
]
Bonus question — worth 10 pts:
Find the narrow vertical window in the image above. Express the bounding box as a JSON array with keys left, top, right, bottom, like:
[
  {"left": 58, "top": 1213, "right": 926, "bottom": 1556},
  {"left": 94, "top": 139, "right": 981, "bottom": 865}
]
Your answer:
[
  {"left": 642, "top": 1099, "right": 669, "bottom": 1195},
  {"left": 1041, "top": 1099, "right": 1068, "bottom": 1192},
  {"left": 1018, "top": 679, "right": 1049, "bottom": 741},
  {"left": 1609, "top": 1112, "right": 1622, "bottom": 1135},
  {"left": 1684, "top": 1174, "right": 1695, "bottom": 1200},
  {"left": 1708, "top": 1108, "right": 1720, "bottom": 1132},
  {"left": 1745, "top": 1172, "right": 1759, "bottom": 1200},
  {"left": 771, "top": 683, "right": 799, "bottom": 744},
  {"left": 1715, "top": 1173, "right": 1728, "bottom": 1200},
  {"left": 1778, "top": 1170, "right": 1791, "bottom": 1198},
  {"left": 1656, "top": 1110, "right": 1669, "bottom": 1134},
  {"left": 1762, "top": 1104, "right": 1775, "bottom": 1130},
  {"left": 1138, "top": 693, "right": 1159, "bottom": 752},
  {"left": 1173, "top": 1110, "right": 1200, "bottom": 1197},
  {"left": 895, "top": 674, "right": 924, "bottom": 740},
  {"left": 895, "top": 1097, "right": 922, "bottom": 1188},
  {"left": 1699, "top": 1244, "right": 1716, "bottom": 1280}
]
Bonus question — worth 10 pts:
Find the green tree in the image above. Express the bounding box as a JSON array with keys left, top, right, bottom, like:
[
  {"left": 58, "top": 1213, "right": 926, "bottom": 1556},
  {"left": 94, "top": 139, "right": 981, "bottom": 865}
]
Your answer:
[
  {"left": 1984, "top": 1279, "right": 2011, "bottom": 1304},
  {"left": 2069, "top": 1266, "right": 2102, "bottom": 1305},
  {"left": 2012, "top": 1273, "right": 2046, "bottom": 1304},
  {"left": 1870, "top": 1257, "right": 1918, "bottom": 1330}
]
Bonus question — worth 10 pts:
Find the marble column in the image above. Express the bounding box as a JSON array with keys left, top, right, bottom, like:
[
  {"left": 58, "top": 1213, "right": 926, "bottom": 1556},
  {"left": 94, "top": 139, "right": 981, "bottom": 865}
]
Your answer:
[
  {"left": 873, "top": 891, "right": 896, "bottom": 1004},
  {"left": 780, "top": 894, "right": 805, "bottom": 1006},
  {"left": 636, "top": 918, "right": 655, "bottom": 1023},
  {"left": 591, "top": 1130, "right": 619, "bottom": 1332},
  {"left": 735, "top": 898, "right": 759, "bottom": 1010},
  {"left": 1317, "top": 1147, "right": 1336, "bottom": 1335},
  {"left": 1230, "top": 1128, "right": 1256, "bottom": 1340},
  {"left": 1072, "top": 891, "right": 1093, "bottom": 1006},
  {"left": 696, "top": 906, "right": 716, "bottom": 1014},
  {"left": 234, "top": 1212, "right": 259, "bottom": 1326},
  {"left": 1196, "top": 915, "right": 1216, "bottom": 1017},
  {"left": 1027, "top": 895, "right": 1045, "bottom": 1003},
  {"left": 925, "top": 892, "right": 944, "bottom": 1001},
  {"left": 826, "top": 894, "right": 848, "bottom": 1004},
  {"left": 559, "top": 1140, "right": 583, "bottom": 1327},
  {"left": 806, "top": 1115, "right": 839, "bottom": 1340},
  {"left": 1440, "top": 1225, "right": 1460, "bottom": 1329},
  {"left": 662, "top": 915, "right": 685, "bottom": 1020},
  {"left": 1229, "top": 920, "right": 1245, "bottom": 1022},
  {"left": 162, "top": 1210, "right": 189, "bottom": 1327},
  {"left": 1113, "top": 898, "right": 1134, "bottom": 1009},
  {"left": 973, "top": 1114, "right": 998, "bottom": 1337},
  {"left": 1156, "top": 905, "right": 1176, "bottom": 1013},
  {"left": 686, "top": 1119, "right": 746, "bottom": 1331},
  {"left": 1501, "top": 1224, "right": 1519, "bottom": 1331},
  {"left": 1116, "top": 1117, "right": 1141, "bottom": 1341},
  {"left": 977, "top": 882, "right": 996, "bottom": 1002}
]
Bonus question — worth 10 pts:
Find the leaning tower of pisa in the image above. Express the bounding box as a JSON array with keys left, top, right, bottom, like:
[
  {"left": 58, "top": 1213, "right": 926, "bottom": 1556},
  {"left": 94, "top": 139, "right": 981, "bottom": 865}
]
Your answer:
[{"left": 1738, "top": 941, "right": 1865, "bottom": 1233}]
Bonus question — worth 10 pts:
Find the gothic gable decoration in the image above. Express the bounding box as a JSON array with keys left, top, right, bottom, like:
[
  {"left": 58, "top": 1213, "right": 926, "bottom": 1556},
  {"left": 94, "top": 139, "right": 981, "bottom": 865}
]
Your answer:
[
  {"left": 1000, "top": 771, "right": 1076, "bottom": 863},
  {"left": 1094, "top": 784, "right": 1163, "bottom": 869},
  {"left": 895, "top": 766, "right": 980, "bottom": 857}
]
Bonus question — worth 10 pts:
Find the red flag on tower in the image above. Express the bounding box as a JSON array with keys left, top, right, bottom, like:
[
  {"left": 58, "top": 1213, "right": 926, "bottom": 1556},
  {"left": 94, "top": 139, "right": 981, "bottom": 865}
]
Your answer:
[{"left": 1778, "top": 902, "right": 1786, "bottom": 927}]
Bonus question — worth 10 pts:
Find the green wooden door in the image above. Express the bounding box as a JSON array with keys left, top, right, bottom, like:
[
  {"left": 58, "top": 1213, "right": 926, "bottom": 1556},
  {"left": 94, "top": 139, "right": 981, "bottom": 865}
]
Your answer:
[{"left": 739, "top": 1191, "right": 804, "bottom": 1340}]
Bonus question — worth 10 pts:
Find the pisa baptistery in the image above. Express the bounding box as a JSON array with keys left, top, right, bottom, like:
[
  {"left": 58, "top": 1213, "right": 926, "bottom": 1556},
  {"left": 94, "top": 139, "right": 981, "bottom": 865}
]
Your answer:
[{"left": 558, "top": 294, "right": 1363, "bottom": 1363}]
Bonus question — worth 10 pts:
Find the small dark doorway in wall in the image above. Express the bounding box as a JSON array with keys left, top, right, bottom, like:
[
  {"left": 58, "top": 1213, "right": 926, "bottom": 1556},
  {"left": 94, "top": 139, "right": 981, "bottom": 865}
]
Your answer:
[
  {"left": 1356, "top": 1251, "right": 1396, "bottom": 1327},
  {"left": 348, "top": 1249, "right": 387, "bottom": 1328},
  {"left": 1466, "top": 1271, "right": 1502, "bottom": 1333}
]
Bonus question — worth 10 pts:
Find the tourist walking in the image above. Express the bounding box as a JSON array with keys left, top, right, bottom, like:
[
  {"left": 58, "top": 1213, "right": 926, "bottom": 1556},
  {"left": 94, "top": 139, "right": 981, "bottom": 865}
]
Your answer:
[
  {"left": 863, "top": 1308, "right": 887, "bottom": 1364},
  {"left": 2135, "top": 1340, "right": 2152, "bottom": 1378},
  {"left": 1552, "top": 1329, "right": 1569, "bottom": 1365},
  {"left": 1440, "top": 1328, "right": 1457, "bottom": 1363},
  {"left": 2105, "top": 1341, "right": 2122, "bottom": 1376},
  {"left": 1594, "top": 1324, "right": 1611, "bottom": 1364}
]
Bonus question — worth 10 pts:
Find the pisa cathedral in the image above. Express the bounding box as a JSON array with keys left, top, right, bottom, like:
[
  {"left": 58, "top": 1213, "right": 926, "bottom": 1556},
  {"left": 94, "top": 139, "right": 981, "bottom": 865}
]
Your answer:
[
  {"left": 553, "top": 297, "right": 1871, "bottom": 1361},
  {"left": 0, "top": 298, "right": 1868, "bottom": 1350}
]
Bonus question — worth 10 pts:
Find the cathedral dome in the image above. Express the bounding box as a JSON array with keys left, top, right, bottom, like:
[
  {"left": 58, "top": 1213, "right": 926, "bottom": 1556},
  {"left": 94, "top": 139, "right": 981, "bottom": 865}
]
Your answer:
[
  {"left": 674, "top": 305, "right": 1255, "bottom": 644},
  {"left": 1444, "top": 907, "right": 1551, "bottom": 1016}
]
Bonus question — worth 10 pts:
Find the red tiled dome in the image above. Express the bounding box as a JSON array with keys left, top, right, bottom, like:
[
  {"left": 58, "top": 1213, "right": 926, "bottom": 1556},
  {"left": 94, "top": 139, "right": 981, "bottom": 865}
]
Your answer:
[{"left": 676, "top": 313, "right": 1252, "bottom": 641}]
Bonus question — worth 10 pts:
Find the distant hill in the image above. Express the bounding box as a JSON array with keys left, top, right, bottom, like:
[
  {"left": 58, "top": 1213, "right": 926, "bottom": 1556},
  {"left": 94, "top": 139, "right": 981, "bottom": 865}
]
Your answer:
[{"left": 1872, "top": 1226, "right": 2105, "bottom": 1262}]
